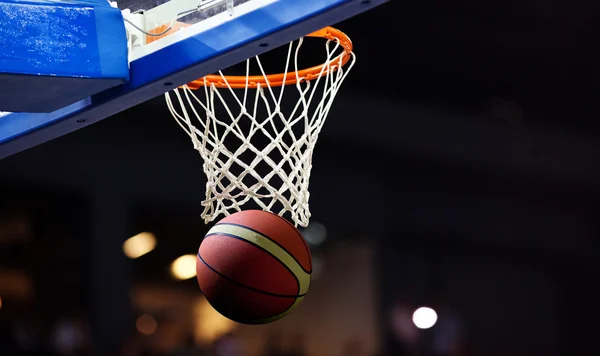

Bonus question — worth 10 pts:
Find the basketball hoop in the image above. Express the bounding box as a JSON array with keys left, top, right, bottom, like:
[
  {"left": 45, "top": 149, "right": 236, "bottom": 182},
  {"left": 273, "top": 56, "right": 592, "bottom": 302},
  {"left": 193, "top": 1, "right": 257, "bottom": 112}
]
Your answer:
[
  {"left": 187, "top": 27, "right": 353, "bottom": 89},
  {"left": 164, "top": 26, "right": 355, "bottom": 227}
]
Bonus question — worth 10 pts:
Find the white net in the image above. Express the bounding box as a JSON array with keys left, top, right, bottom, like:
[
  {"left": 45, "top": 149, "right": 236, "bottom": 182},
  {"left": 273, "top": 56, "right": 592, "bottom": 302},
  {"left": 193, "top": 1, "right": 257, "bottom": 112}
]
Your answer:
[{"left": 165, "top": 32, "right": 355, "bottom": 227}]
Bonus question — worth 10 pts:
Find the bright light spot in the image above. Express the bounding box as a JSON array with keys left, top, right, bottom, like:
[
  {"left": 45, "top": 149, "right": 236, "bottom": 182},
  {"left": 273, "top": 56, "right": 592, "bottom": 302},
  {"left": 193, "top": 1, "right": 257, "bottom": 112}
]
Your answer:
[
  {"left": 412, "top": 307, "right": 437, "bottom": 329},
  {"left": 302, "top": 221, "right": 327, "bottom": 246},
  {"left": 171, "top": 254, "right": 197, "bottom": 280},
  {"left": 123, "top": 232, "right": 157, "bottom": 259},
  {"left": 0, "top": 296, "right": 3, "bottom": 309},
  {"left": 136, "top": 314, "right": 158, "bottom": 335}
]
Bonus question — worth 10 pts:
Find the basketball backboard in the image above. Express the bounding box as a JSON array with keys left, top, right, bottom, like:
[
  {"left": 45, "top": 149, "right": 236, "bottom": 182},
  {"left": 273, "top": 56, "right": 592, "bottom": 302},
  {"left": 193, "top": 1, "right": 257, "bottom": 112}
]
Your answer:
[{"left": 0, "top": 0, "right": 388, "bottom": 159}]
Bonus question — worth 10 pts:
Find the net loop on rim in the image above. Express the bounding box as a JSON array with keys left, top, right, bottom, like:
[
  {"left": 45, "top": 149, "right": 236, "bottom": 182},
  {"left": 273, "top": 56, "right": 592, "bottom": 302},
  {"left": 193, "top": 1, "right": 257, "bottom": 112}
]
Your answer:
[{"left": 165, "top": 26, "right": 355, "bottom": 227}]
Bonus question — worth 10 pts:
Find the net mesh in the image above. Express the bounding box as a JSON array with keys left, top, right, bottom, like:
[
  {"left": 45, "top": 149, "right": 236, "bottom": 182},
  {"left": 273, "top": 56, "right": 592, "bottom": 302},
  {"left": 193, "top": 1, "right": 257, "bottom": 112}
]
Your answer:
[{"left": 165, "top": 34, "right": 355, "bottom": 227}]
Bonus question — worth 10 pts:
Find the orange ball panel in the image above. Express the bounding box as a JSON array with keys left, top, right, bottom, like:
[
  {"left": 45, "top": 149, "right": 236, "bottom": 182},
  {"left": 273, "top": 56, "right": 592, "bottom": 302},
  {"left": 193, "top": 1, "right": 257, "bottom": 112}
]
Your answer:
[
  {"left": 218, "top": 211, "right": 312, "bottom": 273},
  {"left": 199, "top": 234, "right": 300, "bottom": 296},
  {"left": 197, "top": 255, "right": 297, "bottom": 323}
]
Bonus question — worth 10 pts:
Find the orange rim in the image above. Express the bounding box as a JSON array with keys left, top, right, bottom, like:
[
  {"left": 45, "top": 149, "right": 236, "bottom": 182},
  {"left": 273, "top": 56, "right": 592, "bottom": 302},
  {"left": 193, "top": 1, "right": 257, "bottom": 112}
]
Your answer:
[{"left": 185, "top": 27, "right": 353, "bottom": 90}]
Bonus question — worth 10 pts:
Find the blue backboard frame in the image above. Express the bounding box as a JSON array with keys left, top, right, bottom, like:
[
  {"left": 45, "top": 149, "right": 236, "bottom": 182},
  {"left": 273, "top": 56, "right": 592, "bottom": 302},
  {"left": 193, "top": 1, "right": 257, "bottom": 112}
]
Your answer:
[{"left": 0, "top": 0, "right": 388, "bottom": 159}]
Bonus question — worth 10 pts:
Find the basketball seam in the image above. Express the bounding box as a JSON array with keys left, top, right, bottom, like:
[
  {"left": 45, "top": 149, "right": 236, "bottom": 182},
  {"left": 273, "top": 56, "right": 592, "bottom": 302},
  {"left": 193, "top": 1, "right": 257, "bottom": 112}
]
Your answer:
[
  {"left": 195, "top": 283, "right": 299, "bottom": 325},
  {"left": 197, "top": 252, "right": 305, "bottom": 298},
  {"left": 266, "top": 211, "right": 313, "bottom": 272},
  {"left": 214, "top": 221, "right": 312, "bottom": 274},
  {"left": 202, "top": 233, "right": 301, "bottom": 295}
]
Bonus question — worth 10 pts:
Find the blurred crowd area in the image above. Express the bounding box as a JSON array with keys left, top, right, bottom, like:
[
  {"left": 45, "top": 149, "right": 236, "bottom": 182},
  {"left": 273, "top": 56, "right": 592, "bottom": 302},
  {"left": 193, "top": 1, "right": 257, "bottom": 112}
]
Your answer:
[
  {"left": 0, "top": 190, "right": 567, "bottom": 356},
  {"left": 0, "top": 304, "right": 470, "bottom": 356},
  {"left": 0, "top": 201, "right": 470, "bottom": 356}
]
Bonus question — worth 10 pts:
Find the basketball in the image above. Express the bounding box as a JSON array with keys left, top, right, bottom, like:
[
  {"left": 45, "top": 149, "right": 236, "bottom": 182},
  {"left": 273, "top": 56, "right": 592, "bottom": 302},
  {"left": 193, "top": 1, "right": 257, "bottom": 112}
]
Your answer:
[{"left": 196, "top": 210, "right": 312, "bottom": 324}]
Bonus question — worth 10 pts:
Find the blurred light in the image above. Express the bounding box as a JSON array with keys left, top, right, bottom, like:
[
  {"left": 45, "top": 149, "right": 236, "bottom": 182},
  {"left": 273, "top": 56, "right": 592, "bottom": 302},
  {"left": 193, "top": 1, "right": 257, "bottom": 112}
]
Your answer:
[
  {"left": 171, "top": 254, "right": 197, "bottom": 280},
  {"left": 123, "top": 232, "right": 157, "bottom": 259},
  {"left": 301, "top": 221, "right": 327, "bottom": 246},
  {"left": 0, "top": 296, "right": 3, "bottom": 309},
  {"left": 412, "top": 307, "right": 437, "bottom": 329},
  {"left": 0, "top": 270, "right": 33, "bottom": 298},
  {"left": 136, "top": 314, "right": 158, "bottom": 335},
  {"left": 51, "top": 319, "right": 84, "bottom": 352},
  {"left": 194, "top": 297, "right": 236, "bottom": 346}
]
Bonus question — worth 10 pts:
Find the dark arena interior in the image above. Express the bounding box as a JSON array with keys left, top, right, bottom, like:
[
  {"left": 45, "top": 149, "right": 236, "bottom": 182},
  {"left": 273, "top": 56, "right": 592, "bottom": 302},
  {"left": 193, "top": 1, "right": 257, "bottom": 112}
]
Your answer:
[{"left": 1, "top": 1, "right": 599, "bottom": 355}]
